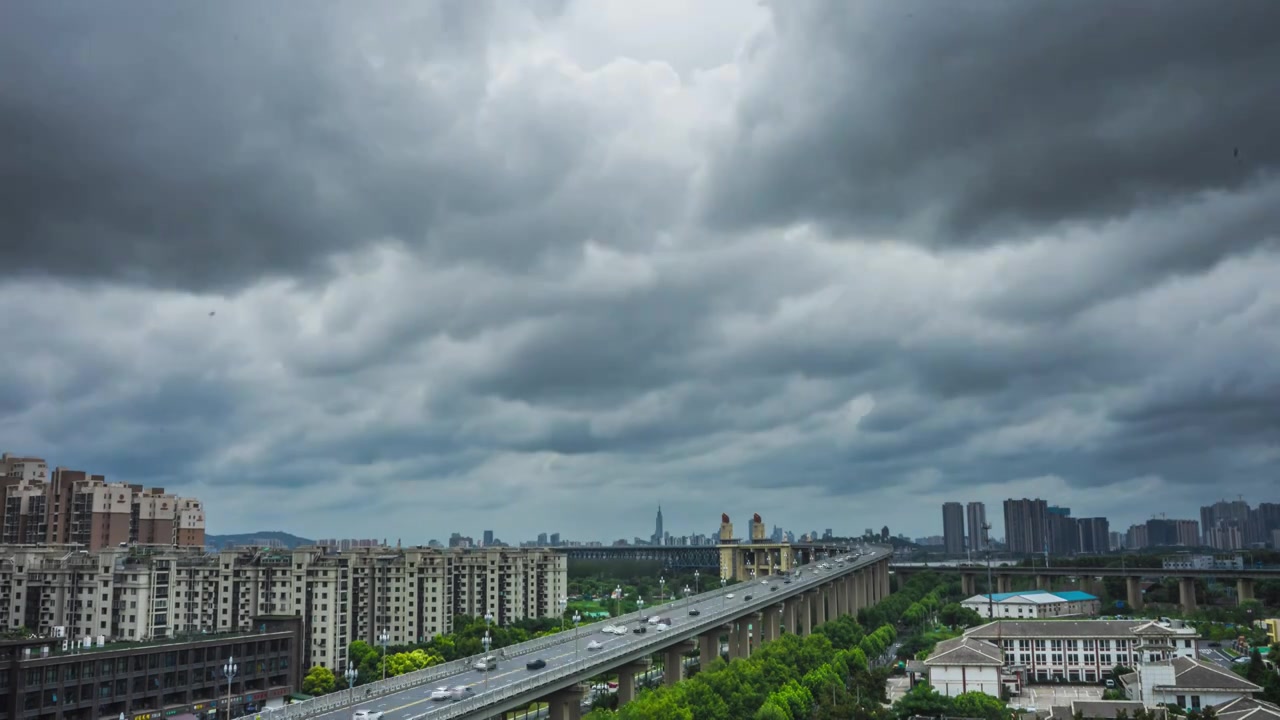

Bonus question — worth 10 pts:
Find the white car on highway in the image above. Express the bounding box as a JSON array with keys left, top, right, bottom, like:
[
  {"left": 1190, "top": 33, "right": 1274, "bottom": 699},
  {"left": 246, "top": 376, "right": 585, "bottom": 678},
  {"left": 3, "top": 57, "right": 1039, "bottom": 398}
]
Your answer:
[
  {"left": 353, "top": 711, "right": 383, "bottom": 720},
  {"left": 587, "top": 640, "right": 604, "bottom": 651},
  {"left": 601, "top": 625, "right": 617, "bottom": 634},
  {"left": 430, "top": 687, "right": 452, "bottom": 701},
  {"left": 725, "top": 593, "right": 734, "bottom": 599},
  {"left": 612, "top": 625, "right": 628, "bottom": 635}
]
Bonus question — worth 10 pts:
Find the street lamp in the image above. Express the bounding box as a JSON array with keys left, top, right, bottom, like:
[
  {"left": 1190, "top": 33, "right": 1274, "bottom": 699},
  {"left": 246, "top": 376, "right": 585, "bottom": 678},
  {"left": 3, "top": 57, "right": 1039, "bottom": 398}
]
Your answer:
[
  {"left": 659, "top": 577, "right": 665, "bottom": 605},
  {"left": 573, "top": 611, "right": 582, "bottom": 659},
  {"left": 345, "top": 663, "right": 358, "bottom": 699},
  {"left": 222, "top": 656, "right": 238, "bottom": 720},
  {"left": 683, "top": 585, "right": 691, "bottom": 607},
  {"left": 481, "top": 629, "right": 492, "bottom": 691},
  {"left": 694, "top": 570, "right": 701, "bottom": 595},
  {"left": 637, "top": 596, "right": 645, "bottom": 620},
  {"left": 378, "top": 630, "right": 389, "bottom": 682},
  {"left": 720, "top": 577, "right": 727, "bottom": 608},
  {"left": 559, "top": 597, "right": 567, "bottom": 632},
  {"left": 614, "top": 585, "right": 623, "bottom": 617}
]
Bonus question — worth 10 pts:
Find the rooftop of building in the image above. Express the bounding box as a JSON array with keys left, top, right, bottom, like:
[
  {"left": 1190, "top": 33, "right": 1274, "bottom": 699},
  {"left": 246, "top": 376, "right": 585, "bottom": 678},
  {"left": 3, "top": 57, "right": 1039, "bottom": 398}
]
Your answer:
[
  {"left": 965, "top": 619, "right": 1197, "bottom": 640},
  {"left": 924, "top": 636, "right": 1004, "bottom": 666},
  {"left": 964, "top": 590, "right": 1098, "bottom": 604},
  {"left": 1049, "top": 701, "right": 1167, "bottom": 720},
  {"left": 3, "top": 624, "right": 298, "bottom": 662},
  {"left": 1153, "top": 656, "right": 1263, "bottom": 692},
  {"left": 1214, "top": 697, "right": 1280, "bottom": 720}
]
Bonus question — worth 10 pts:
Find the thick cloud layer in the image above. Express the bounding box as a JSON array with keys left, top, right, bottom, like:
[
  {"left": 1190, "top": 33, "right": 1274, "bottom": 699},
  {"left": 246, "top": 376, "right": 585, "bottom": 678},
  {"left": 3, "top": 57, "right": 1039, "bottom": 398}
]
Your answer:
[{"left": 2, "top": 0, "right": 1277, "bottom": 542}]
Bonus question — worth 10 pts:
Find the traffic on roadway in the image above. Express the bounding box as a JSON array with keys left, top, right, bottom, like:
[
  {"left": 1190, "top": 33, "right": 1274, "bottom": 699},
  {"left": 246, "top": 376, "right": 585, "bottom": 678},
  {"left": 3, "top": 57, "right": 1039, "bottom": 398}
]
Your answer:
[{"left": 295, "top": 547, "right": 885, "bottom": 720}]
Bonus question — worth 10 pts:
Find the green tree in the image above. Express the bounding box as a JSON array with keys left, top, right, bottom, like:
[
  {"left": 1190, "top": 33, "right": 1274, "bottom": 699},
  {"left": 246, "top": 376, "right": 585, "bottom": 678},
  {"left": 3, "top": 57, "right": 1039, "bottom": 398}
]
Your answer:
[
  {"left": 754, "top": 701, "right": 790, "bottom": 720},
  {"left": 892, "top": 682, "right": 953, "bottom": 720},
  {"left": 939, "top": 603, "right": 985, "bottom": 628},
  {"left": 952, "top": 690, "right": 1010, "bottom": 720},
  {"left": 301, "top": 665, "right": 336, "bottom": 695}
]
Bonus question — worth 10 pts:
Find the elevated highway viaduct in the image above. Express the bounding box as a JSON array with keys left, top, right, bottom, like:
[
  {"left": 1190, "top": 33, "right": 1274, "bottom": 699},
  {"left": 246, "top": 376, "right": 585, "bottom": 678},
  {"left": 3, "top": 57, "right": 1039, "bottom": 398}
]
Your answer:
[
  {"left": 249, "top": 548, "right": 893, "bottom": 720},
  {"left": 890, "top": 563, "right": 1280, "bottom": 613}
]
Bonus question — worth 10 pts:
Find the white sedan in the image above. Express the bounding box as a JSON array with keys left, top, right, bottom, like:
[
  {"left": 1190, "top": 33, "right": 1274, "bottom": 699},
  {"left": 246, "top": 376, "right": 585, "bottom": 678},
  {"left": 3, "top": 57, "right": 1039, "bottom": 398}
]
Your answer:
[
  {"left": 601, "top": 625, "right": 617, "bottom": 634},
  {"left": 612, "top": 625, "right": 628, "bottom": 635},
  {"left": 353, "top": 711, "right": 383, "bottom": 720},
  {"left": 587, "top": 640, "right": 604, "bottom": 651},
  {"left": 430, "top": 687, "right": 452, "bottom": 701},
  {"left": 726, "top": 593, "right": 735, "bottom": 599}
]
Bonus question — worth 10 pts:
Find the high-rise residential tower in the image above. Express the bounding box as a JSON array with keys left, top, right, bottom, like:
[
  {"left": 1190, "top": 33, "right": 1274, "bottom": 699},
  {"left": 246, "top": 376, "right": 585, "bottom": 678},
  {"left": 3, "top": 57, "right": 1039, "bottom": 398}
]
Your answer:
[
  {"left": 966, "top": 502, "right": 988, "bottom": 552},
  {"left": 942, "top": 502, "right": 965, "bottom": 555},
  {"left": 1004, "top": 498, "right": 1049, "bottom": 555}
]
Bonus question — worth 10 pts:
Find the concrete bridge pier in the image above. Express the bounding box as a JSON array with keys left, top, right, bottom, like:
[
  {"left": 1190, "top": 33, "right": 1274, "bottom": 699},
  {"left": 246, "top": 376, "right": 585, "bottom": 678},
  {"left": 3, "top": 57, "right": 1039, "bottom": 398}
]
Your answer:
[
  {"left": 846, "top": 575, "right": 859, "bottom": 615},
  {"left": 835, "top": 577, "right": 848, "bottom": 616},
  {"left": 664, "top": 640, "right": 695, "bottom": 686},
  {"left": 961, "top": 573, "right": 976, "bottom": 596},
  {"left": 699, "top": 630, "right": 723, "bottom": 667},
  {"left": 1179, "top": 577, "right": 1198, "bottom": 613},
  {"left": 736, "top": 613, "right": 757, "bottom": 658},
  {"left": 783, "top": 597, "right": 801, "bottom": 634},
  {"left": 545, "top": 685, "right": 587, "bottom": 720},
  {"left": 726, "top": 620, "right": 742, "bottom": 659},
  {"left": 997, "top": 575, "right": 1012, "bottom": 594},
  {"left": 1035, "top": 574, "right": 1049, "bottom": 590},
  {"left": 762, "top": 604, "right": 782, "bottom": 642},
  {"left": 1126, "top": 576, "right": 1145, "bottom": 610},
  {"left": 1238, "top": 578, "right": 1256, "bottom": 604},
  {"left": 615, "top": 662, "right": 649, "bottom": 706}
]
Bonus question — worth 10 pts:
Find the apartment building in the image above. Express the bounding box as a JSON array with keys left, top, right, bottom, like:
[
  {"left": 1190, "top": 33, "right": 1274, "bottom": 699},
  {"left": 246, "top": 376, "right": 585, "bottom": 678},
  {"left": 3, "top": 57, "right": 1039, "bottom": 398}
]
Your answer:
[
  {"left": 964, "top": 619, "right": 1199, "bottom": 684},
  {"left": 1, "top": 543, "right": 568, "bottom": 673},
  {"left": 1, "top": 455, "right": 206, "bottom": 551}
]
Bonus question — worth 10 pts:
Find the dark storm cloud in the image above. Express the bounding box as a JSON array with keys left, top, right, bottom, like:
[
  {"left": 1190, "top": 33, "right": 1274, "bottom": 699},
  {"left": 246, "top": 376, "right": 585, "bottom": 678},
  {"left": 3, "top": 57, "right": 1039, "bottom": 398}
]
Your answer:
[
  {"left": 0, "top": 1, "right": 599, "bottom": 291},
  {"left": 704, "top": 0, "right": 1280, "bottom": 255},
  {"left": 3, "top": 0, "right": 1279, "bottom": 540}
]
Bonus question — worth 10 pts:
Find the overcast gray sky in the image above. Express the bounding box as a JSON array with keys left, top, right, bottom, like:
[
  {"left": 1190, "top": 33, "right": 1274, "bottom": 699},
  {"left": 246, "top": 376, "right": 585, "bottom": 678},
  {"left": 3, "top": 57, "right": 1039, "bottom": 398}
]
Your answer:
[{"left": 3, "top": 0, "right": 1278, "bottom": 545}]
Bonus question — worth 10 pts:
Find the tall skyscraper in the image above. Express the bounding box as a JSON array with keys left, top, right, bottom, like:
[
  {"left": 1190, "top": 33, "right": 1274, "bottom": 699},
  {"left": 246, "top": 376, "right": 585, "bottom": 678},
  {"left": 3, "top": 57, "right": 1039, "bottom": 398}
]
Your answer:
[
  {"left": 483, "top": 530, "right": 494, "bottom": 546},
  {"left": 966, "top": 502, "right": 988, "bottom": 552},
  {"left": 1004, "top": 498, "right": 1049, "bottom": 555},
  {"left": 652, "top": 506, "right": 664, "bottom": 545},
  {"left": 942, "top": 502, "right": 965, "bottom": 555}
]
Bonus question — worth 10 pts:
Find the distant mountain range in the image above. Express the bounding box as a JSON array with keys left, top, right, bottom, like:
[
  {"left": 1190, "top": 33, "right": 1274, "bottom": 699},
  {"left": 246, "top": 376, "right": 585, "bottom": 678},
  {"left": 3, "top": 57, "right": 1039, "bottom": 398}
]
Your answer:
[{"left": 204, "top": 531, "right": 314, "bottom": 550}]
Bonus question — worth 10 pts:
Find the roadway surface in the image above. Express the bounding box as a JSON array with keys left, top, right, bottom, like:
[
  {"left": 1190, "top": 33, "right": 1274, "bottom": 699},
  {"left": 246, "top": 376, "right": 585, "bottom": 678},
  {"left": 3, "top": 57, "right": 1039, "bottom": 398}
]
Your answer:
[
  {"left": 309, "top": 548, "right": 885, "bottom": 720},
  {"left": 1196, "top": 640, "right": 1245, "bottom": 670}
]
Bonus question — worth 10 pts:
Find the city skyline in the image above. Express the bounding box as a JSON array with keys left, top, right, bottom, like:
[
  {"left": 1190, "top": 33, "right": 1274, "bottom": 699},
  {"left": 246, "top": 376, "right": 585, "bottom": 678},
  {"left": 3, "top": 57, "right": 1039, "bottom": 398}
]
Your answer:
[{"left": 4, "top": 2, "right": 1280, "bottom": 542}]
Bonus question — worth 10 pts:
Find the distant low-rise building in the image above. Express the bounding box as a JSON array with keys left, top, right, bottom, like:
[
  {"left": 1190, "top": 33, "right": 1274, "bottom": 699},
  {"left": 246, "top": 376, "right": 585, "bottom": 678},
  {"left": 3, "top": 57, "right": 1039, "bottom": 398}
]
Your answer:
[
  {"left": 1122, "top": 656, "right": 1261, "bottom": 711},
  {"left": 0, "top": 615, "right": 302, "bottom": 720},
  {"left": 965, "top": 619, "right": 1199, "bottom": 684},
  {"left": 961, "top": 590, "right": 1101, "bottom": 619},
  {"left": 1162, "top": 554, "right": 1244, "bottom": 571}
]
